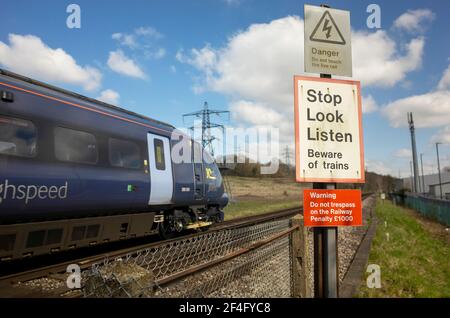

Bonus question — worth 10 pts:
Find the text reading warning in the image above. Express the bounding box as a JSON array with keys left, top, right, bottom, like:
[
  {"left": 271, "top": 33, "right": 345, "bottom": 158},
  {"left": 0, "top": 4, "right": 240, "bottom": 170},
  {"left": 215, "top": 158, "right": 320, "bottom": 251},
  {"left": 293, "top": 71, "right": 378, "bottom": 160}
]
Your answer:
[{"left": 303, "top": 189, "right": 362, "bottom": 227}]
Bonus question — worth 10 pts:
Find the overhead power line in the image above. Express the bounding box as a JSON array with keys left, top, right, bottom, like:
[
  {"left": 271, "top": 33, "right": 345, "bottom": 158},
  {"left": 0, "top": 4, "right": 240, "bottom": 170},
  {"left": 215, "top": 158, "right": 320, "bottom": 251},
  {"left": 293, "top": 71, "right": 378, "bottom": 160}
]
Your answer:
[{"left": 183, "top": 101, "right": 230, "bottom": 157}]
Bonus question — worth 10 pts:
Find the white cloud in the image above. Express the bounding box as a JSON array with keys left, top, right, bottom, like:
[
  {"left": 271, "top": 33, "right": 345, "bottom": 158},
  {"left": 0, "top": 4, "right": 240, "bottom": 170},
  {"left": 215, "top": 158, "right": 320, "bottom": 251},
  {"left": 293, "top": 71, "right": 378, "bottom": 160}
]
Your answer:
[
  {"left": 0, "top": 34, "right": 101, "bottom": 91},
  {"left": 381, "top": 61, "right": 450, "bottom": 129},
  {"left": 223, "top": 0, "right": 241, "bottom": 6},
  {"left": 230, "top": 100, "right": 285, "bottom": 127},
  {"left": 438, "top": 64, "right": 450, "bottom": 90},
  {"left": 176, "top": 15, "right": 425, "bottom": 143},
  {"left": 112, "top": 26, "right": 163, "bottom": 49},
  {"left": 177, "top": 16, "right": 303, "bottom": 109},
  {"left": 135, "top": 26, "right": 163, "bottom": 39},
  {"left": 352, "top": 31, "right": 424, "bottom": 87},
  {"left": 112, "top": 26, "right": 164, "bottom": 63},
  {"left": 97, "top": 89, "right": 120, "bottom": 105},
  {"left": 382, "top": 90, "right": 450, "bottom": 128},
  {"left": 176, "top": 45, "right": 218, "bottom": 77},
  {"left": 394, "top": 148, "right": 411, "bottom": 158},
  {"left": 431, "top": 126, "right": 450, "bottom": 144},
  {"left": 145, "top": 47, "right": 166, "bottom": 60},
  {"left": 170, "top": 65, "right": 176, "bottom": 73},
  {"left": 393, "top": 9, "right": 435, "bottom": 33},
  {"left": 112, "top": 33, "right": 138, "bottom": 49},
  {"left": 107, "top": 50, "right": 146, "bottom": 79},
  {"left": 177, "top": 16, "right": 302, "bottom": 144},
  {"left": 365, "top": 159, "right": 394, "bottom": 176},
  {"left": 362, "top": 95, "right": 379, "bottom": 113}
]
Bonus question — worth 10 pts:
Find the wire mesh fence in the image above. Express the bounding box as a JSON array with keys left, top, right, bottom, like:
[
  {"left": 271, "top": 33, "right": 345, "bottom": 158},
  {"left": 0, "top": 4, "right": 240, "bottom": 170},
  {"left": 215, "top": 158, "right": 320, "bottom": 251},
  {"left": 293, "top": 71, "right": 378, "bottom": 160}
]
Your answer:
[
  {"left": 82, "top": 219, "right": 301, "bottom": 298},
  {"left": 392, "top": 193, "right": 450, "bottom": 226}
]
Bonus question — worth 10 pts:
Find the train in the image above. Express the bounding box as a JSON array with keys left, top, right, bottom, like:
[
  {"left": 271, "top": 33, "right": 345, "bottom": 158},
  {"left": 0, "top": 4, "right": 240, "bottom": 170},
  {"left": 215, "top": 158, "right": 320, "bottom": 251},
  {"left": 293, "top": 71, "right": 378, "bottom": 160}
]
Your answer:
[{"left": 0, "top": 69, "right": 228, "bottom": 261}]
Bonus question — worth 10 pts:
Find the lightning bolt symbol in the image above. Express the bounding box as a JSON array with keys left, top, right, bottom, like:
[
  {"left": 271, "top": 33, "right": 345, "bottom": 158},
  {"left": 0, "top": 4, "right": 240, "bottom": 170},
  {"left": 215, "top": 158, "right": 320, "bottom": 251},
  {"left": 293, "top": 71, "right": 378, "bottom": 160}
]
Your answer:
[{"left": 322, "top": 19, "right": 332, "bottom": 39}]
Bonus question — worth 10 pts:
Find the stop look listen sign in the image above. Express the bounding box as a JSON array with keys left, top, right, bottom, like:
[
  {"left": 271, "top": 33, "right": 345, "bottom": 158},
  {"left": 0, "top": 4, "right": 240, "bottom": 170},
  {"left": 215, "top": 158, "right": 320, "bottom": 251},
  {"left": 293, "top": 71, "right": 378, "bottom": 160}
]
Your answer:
[{"left": 294, "top": 76, "right": 364, "bottom": 183}]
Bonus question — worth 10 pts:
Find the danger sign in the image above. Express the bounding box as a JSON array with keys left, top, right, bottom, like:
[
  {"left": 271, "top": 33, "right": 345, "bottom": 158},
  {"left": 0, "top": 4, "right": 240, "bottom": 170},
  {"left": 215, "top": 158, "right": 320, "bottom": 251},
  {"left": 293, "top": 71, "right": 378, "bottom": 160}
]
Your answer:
[
  {"left": 303, "top": 189, "right": 362, "bottom": 227},
  {"left": 294, "top": 76, "right": 364, "bottom": 183},
  {"left": 304, "top": 4, "right": 352, "bottom": 77}
]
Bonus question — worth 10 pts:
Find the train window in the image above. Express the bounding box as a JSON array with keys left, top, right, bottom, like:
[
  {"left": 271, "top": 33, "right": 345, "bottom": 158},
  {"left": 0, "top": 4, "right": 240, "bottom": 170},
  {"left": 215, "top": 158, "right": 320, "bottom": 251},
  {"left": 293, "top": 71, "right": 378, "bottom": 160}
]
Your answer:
[
  {"left": 26, "top": 230, "right": 46, "bottom": 248},
  {"left": 71, "top": 226, "right": 86, "bottom": 241},
  {"left": 154, "top": 139, "right": 165, "bottom": 170},
  {"left": 86, "top": 224, "right": 100, "bottom": 239},
  {"left": 0, "top": 234, "right": 16, "bottom": 252},
  {"left": 0, "top": 116, "right": 37, "bottom": 158},
  {"left": 55, "top": 127, "right": 98, "bottom": 164},
  {"left": 109, "top": 138, "right": 141, "bottom": 169},
  {"left": 45, "top": 229, "right": 63, "bottom": 245}
]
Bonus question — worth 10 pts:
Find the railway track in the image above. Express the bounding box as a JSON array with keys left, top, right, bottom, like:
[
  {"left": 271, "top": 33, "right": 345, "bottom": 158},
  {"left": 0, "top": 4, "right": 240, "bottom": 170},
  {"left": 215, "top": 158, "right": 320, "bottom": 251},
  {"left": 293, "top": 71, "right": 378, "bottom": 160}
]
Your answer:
[
  {"left": 0, "top": 206, "right": 301, "bottom": 298},
  {"left": 0, "top": 193, "right": 372, "bottom": 298}
]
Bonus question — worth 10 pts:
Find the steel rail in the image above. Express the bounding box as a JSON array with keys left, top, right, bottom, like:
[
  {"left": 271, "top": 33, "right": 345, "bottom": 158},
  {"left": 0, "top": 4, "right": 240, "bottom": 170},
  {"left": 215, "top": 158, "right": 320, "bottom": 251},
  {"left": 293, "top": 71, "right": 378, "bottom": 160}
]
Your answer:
[
  {"left": 155, "top": 225, "right": 299, "bottom": 288},
  {"left": 0, "top": 192, "right": 372, "bottom": 297},
  {"left": 0, "top": 207, "right": 302, "bottom": 295}
]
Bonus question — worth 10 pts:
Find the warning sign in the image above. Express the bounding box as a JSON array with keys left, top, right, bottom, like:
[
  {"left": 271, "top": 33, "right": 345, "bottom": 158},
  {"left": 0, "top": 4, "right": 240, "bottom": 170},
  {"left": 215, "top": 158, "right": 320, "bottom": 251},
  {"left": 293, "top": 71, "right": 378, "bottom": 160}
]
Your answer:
[
  {"left": 304, "top": 4, "right": 352, "bottom": 77},
  {"left": 310, "top": 11, "right": 346, "bottom": 45},
  {"left": 303, "top": 189, "right": 362, "bottom": 227},
  {"left": 294, "top": 75, "right": 364, "bottom": 183}
]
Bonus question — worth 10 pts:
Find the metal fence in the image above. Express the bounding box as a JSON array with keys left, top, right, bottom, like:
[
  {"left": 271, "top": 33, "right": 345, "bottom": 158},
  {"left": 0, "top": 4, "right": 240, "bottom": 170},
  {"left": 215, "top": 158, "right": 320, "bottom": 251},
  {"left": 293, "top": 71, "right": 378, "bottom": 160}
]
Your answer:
[
  {"left": 392, "top": 193, "right": 450, "bottom": 226},
  {"left": 82, "top": 217, "right": 310, "bottom": 298}
]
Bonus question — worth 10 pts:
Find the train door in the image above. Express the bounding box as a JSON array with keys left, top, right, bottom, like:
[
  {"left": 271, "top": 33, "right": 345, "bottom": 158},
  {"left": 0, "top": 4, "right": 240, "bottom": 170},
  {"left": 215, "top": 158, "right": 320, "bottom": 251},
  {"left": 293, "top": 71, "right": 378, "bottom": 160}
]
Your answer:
[
  {"left": 147, "top": 133, "right": 173, "bottom": 205},
  {"left": 193, "top": 142, "right": 205, "bottom": 201}
]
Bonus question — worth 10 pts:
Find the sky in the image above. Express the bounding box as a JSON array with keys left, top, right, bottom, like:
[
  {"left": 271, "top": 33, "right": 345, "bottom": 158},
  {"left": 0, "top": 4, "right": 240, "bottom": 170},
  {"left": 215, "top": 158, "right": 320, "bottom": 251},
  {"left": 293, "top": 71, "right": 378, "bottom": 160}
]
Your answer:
[{"left": 1, "top": 0, "right": 450, "bottom": 178}]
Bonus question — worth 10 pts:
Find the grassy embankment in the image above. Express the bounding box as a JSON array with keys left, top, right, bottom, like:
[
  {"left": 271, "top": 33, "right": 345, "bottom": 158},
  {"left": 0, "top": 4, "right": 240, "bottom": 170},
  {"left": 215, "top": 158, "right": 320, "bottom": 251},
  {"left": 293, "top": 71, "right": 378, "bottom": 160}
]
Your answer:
[
  {"left": 222, "top": 176, "right": 305, "bottom": 220},
  {"left": 359, "top": 199, "right": 450, "bottom": 297}
]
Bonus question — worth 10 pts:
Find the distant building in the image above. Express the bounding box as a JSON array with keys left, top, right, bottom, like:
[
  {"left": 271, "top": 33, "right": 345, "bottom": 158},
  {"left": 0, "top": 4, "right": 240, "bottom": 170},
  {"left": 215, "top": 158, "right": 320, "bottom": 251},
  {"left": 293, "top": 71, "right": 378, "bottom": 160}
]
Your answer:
[
  {"left": 428, "top": 181, "right": 450, "bottom": 200},
  {"left": 402, "top": 171, "right": 450, "bottom": 194}
]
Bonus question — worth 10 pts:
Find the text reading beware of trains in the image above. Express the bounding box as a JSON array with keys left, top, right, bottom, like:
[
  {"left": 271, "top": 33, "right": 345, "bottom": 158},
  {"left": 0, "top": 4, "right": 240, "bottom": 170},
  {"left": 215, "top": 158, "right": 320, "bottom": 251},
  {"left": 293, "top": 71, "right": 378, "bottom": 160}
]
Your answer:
[{"left": 305, "top": 89, "right": 352, "bottom": 143}]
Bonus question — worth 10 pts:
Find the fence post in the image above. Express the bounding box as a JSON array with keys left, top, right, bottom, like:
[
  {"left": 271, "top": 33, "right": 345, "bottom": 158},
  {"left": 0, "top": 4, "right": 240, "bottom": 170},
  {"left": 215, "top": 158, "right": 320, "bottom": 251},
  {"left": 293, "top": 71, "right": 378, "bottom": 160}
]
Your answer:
[{"left": 292, "top": 214, "right": 312, "bottom": 297}]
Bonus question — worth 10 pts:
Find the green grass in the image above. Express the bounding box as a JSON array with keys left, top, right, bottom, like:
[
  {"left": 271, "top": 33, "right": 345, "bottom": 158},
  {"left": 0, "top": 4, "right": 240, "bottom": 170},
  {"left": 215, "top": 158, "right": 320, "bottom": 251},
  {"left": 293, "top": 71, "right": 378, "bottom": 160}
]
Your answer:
[
  {"left": 223, "top": 199, "right": 301, "bottom": 220},
  {"left": 358, "top": 200, "right": 450, "bottom": 298},
  {"left": 221, "top": 176, "right": 303, "bottom": 220}
]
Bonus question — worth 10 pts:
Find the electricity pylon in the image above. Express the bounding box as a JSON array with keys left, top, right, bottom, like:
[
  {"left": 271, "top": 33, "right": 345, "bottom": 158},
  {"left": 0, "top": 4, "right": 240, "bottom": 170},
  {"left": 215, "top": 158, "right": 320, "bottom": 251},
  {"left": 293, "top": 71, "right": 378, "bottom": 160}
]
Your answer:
[
  {"left": 183, "top": 102, "right": 229, "bottom": 157},
  {"left": 282, "top": 145, "right": 293, "bottom": 167}
]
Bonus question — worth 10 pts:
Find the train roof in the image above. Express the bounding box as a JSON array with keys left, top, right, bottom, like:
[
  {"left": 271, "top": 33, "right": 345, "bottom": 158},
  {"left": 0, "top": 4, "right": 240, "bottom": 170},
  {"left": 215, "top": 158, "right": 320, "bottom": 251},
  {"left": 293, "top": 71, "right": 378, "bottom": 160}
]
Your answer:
[{"left": 0, "top": 68, "right": 175, "bottom": 129}]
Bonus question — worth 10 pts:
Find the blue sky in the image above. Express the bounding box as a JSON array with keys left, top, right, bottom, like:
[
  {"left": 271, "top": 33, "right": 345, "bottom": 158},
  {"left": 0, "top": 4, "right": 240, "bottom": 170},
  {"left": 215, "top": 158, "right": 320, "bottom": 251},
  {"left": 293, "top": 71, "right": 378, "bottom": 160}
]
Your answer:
[{"left": 1, "top": 0, "right": 450, "bottom": 177}]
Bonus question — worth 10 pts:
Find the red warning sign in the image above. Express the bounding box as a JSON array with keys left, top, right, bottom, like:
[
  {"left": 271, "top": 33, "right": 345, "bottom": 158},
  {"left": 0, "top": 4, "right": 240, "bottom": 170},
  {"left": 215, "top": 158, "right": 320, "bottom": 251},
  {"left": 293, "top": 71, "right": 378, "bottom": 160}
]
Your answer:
[{"left": 303, "top": 189, "right": 362, "bottom": 227}]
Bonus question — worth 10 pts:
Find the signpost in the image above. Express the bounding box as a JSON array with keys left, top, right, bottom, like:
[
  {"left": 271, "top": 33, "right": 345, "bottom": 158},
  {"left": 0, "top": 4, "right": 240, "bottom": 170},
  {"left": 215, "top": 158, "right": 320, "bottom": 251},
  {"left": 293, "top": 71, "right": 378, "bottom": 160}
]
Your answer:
[{"left": 295, "top": 4, "right": 364, "bottom": 299}]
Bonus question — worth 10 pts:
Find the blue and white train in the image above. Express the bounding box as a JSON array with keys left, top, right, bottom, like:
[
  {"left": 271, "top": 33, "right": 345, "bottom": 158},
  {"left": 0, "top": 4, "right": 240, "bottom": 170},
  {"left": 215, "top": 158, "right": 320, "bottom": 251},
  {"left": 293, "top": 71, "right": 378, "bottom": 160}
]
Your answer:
[{"left": 0, "top": 69, "right": 228, "bottom": 261}]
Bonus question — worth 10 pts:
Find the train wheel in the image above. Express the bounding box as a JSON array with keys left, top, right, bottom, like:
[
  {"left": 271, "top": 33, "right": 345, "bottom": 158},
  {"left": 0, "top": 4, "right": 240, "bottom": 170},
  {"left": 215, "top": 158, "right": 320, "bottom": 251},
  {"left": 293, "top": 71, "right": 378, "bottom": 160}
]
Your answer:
[
  {"left": 207, "top": 207, "right": 224, "bottom": 223},
  {"left": 158, "top": 213, "right": 184, "bottom": 240},
  {"left": 158, "top": 221, "right": 175, "bottom": 240}
]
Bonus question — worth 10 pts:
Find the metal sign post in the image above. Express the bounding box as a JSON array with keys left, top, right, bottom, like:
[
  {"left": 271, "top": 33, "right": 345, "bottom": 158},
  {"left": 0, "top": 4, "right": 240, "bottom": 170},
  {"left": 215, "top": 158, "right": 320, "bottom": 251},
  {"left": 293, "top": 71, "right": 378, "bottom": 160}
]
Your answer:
[
  {"left": 313, "top": 182, "right": 338, "bottom": 298},
  {"left": 313, "top": 71, "right": 338, "bottom": 298},
  {"left": 295, "top": 4, "right": 364, "bottom": 298}
]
